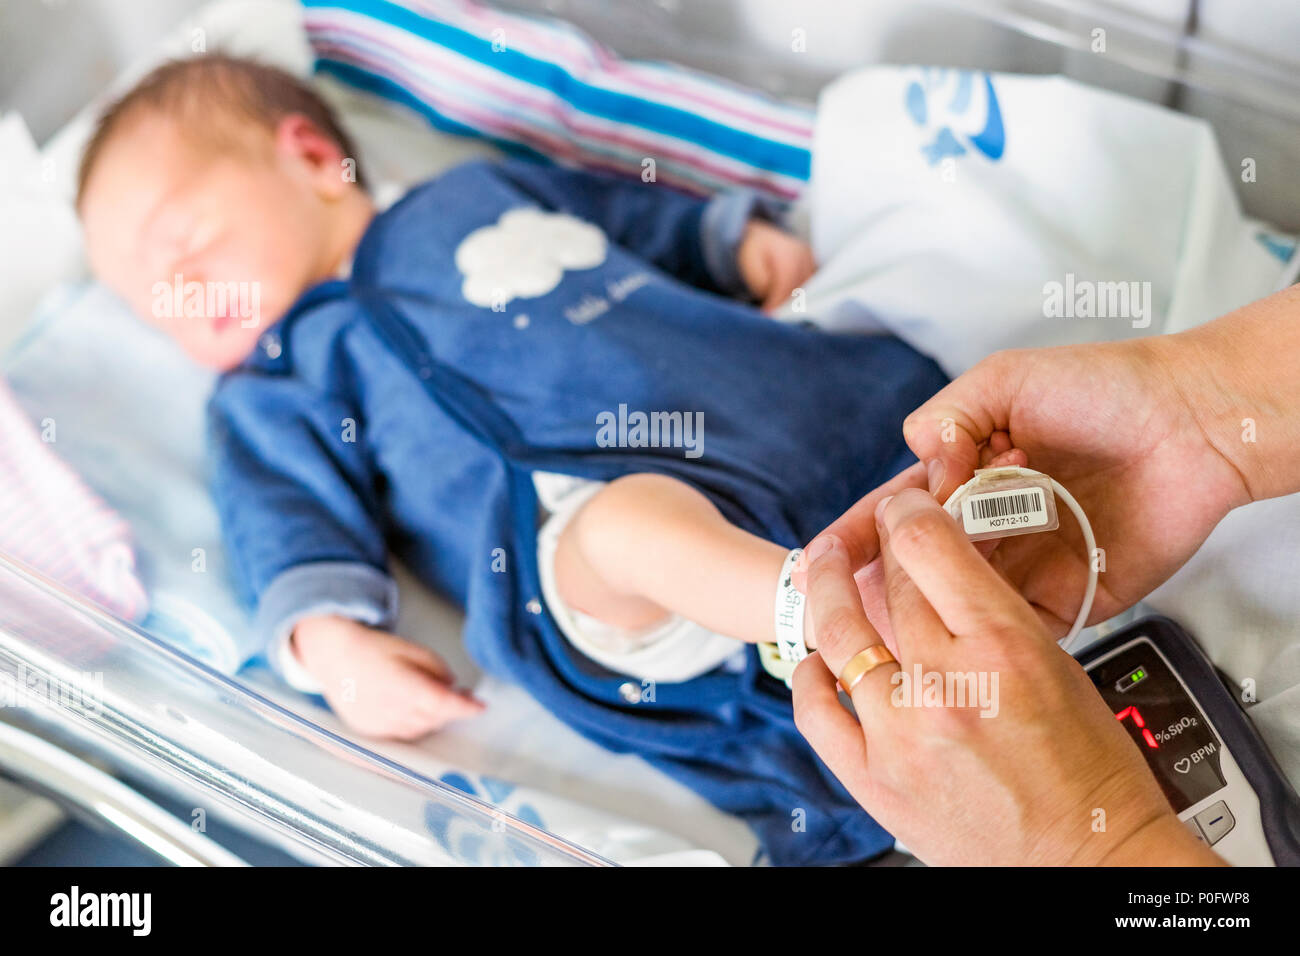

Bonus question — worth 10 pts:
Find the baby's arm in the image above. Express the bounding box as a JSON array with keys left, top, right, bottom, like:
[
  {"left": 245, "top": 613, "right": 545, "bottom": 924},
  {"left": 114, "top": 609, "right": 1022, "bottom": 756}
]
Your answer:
[
  {"left": 555, "top": 454, "right": 1033, "bottom": 657},
  {"left": 486, "top": 160, "right": 814, "bottom": 307},
  {"left": 211, "top": 375, "right": 481, "bottom": 740},
  {"left": 553, "top": 474, "right": 792, "bottom": 646}
]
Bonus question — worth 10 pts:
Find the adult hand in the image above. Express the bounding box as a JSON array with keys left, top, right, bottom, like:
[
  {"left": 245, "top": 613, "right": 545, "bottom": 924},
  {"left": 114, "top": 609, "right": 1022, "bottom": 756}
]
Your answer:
[
  {"left": 815, "top": 337, "right": 1252, "bottom": 638},
  {"left": 793, "top": 489, "right": 1222, "bottom": 866}
]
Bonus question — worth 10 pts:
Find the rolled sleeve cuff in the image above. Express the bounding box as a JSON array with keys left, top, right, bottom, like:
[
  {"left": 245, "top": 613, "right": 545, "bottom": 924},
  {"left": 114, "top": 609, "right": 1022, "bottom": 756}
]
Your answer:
[
  {"left": 699, "top": 189, "right": 787, "bottom": 297},
  {"left": 256, "top": 562, "right": 399, "bottom": 694}
]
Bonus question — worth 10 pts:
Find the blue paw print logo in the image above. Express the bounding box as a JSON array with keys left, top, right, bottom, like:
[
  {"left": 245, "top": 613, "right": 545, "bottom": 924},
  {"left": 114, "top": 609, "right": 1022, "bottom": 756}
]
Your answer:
[
  {"left": 423, "top": 771, "right": 546, "bottom": 866},
  {"left": 905, "top": 69, "right": 1005, "bottom": 166}
]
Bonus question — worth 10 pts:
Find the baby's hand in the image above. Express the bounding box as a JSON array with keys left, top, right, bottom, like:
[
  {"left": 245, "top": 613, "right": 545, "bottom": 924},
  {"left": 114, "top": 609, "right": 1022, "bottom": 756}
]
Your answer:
[
  {"left": 736, "top": 219, "right": 816, "bottom": 313},
  {"left": 292, "top": 615, "right": 485, "bottom": 741}
]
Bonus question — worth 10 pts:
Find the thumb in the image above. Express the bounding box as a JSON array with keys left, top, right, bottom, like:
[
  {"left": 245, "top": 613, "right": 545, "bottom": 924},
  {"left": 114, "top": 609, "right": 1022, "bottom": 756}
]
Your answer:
[
  {"left": 902, "top": 352, "right": 1019, "bottom": 502},
  {"left": 761, "top": 246, "right": 794, "bottom": 312},
  {"left": 762, "top": 286, "right": 788, "bottom": 313},
  {"left": 749, "top": 245, "right": 775, "bottom": 308},
  {"left": 418, "top": 673, "right": 487, "bottom": 720},
  {"left": 795, "top": 460, "right": 928, "bottom": 587},
  {"left": 440, "top": 687, "right": 488, "bottom": 718}
]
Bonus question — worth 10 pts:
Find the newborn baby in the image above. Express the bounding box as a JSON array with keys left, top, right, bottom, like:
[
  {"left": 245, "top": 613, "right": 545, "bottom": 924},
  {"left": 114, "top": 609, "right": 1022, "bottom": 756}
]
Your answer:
[{"left": 78, "top": 54, "right": 945, "bottom": 744}]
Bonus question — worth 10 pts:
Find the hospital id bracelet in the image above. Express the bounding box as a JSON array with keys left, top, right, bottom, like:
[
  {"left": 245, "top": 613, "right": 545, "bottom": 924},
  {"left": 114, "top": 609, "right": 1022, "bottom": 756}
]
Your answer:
[
  {"left": 773, "top": 548, "right": 808, "bottom": 662},
  {"left": 760, "top": 548, "right": 807, "bottom": 687},
  {"left": 757, "top": 641, "right": 798, "bottom": 687}
]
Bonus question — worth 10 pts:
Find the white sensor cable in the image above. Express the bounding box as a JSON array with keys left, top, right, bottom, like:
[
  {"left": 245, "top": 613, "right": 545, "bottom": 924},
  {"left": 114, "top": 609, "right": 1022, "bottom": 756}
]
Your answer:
[{"left": 942, "top": 466, "right": 1097, "bottom": 653}]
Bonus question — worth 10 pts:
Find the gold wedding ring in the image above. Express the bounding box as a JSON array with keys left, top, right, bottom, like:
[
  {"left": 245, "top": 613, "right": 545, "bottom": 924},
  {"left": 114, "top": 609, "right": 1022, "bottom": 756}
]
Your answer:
[{"left": 838, "top": 645, "right": 897, "bottom": 694}]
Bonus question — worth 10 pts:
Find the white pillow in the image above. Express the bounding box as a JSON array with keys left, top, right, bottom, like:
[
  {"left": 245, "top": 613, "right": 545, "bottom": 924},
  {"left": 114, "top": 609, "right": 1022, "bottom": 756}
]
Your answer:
[{"left": 0, "top": 113, "right": 85, "bottom": 353}]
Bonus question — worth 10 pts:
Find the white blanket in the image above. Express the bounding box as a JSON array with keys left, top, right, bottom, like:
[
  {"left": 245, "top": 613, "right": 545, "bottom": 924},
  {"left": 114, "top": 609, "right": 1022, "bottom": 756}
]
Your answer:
[{"left": 795, "top": 67, "right": 1290, "bottom": 374}]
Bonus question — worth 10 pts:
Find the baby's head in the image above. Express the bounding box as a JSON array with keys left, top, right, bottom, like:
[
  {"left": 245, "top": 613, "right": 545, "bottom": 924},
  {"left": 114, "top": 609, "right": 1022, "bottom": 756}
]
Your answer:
[{"left": 78, "top": 55, "right": 372, "bottom": 370}]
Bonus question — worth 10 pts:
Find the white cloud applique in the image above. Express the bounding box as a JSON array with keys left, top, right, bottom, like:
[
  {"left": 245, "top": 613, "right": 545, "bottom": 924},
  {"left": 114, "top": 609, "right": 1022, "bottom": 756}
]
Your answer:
[{"left": 454, "top": 207, "right": 607, "bottom": 309}]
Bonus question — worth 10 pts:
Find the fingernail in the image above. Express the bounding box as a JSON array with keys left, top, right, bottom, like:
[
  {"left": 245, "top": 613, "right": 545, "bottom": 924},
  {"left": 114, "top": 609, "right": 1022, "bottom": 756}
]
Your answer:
[
  {"left": 874, "top": 494, "right": 894, "bottom": 523},
  {"left": 803, "top": 534, "right": 839, "bottom": 565},
  {"left": 927, "top": 459, "right": 945, "bottom": 495}
]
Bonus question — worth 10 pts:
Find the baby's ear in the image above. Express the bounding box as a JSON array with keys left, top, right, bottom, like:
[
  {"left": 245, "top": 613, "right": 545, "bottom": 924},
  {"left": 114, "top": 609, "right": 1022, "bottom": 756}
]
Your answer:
[{"left": 274, "top": 114, "right": 350, "bottom": 198}]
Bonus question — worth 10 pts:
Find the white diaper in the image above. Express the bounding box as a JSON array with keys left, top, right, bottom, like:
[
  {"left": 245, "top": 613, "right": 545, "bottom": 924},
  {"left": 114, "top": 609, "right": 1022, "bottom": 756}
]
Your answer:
[{"left": 533, "top": 472, "right": 747, "bottom": 683}]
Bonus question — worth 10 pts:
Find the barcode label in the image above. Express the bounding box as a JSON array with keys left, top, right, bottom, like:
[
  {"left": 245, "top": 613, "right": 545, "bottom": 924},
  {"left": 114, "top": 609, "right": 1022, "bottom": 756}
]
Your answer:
[
  {"left": 962, "top": 487, "right": 1049, "bottom": 535},
  {"left": 970, "top": 492, "right": 1043, "bottom": 520}
]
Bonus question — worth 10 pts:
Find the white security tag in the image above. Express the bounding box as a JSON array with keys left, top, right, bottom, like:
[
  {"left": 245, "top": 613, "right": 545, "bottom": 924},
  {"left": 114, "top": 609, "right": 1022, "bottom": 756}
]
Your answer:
[
  {"left": 940, "top": 465, "right": 1098, "bottom": 653},
  {"left": 962, "top": 487, "right": 1050, "bottom": 536},
  {"left": 944, "top": 467, "right": 1059, "bottom": 543}
]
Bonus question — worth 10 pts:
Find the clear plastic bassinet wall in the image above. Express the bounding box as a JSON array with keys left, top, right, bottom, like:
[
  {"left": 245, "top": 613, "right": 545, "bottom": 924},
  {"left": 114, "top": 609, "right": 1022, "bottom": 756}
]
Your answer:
[{"left": 0, "top": 556, "right": 605, "bottom": 866}]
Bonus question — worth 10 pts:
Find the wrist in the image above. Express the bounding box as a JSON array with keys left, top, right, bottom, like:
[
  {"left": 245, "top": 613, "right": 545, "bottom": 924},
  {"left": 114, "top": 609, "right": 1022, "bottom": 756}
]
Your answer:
[
  {"left": 1155, "top": 286, "right": 1300, "bottom": 505},
  {"left": 700, "top": 193, "right": 764, "bottom": 296},
  {"left": 291, "top": 614, "right": 357, "bottom": 672},
  {"left": 1094, "top": 810, "right": 1226, "bottom": 867},
  {"left": 735, "top": 221, "right": 762, "bottom": 298},
  {"left": 1143, "top": 329, "right": 1257, "bottom": 514},
  {"left": 1049, "top": 744, "right": 1222, "bottom": 867}
]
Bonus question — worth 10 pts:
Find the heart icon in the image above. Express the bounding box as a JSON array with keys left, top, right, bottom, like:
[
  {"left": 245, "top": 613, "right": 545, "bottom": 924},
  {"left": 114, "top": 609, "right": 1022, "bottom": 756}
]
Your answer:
[{"left": 1174, "top": 757, "right": 1192, "bottom": 774}]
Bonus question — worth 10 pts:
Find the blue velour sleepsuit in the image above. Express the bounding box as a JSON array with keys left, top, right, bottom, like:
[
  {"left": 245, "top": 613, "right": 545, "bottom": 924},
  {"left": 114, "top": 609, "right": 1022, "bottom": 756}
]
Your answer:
[{"left": 209, "top": 158, "right": 949, "bottom": 865}]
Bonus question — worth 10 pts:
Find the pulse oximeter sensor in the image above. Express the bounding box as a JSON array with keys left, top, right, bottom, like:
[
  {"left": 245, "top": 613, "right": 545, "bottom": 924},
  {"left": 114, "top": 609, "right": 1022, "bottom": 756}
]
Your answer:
[{"left": 942, "top": 466, "right": 1098, "bottom": 652}]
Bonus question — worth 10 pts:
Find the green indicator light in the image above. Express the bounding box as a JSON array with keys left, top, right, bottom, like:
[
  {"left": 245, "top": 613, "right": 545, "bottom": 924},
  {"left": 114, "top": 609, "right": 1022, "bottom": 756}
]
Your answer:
[{"left": 1116, "top": 665, "right": 1149, "bottom": 694}]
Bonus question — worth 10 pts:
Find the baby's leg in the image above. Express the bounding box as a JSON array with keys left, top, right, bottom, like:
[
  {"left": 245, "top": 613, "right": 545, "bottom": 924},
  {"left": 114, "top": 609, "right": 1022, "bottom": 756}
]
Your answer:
[{"left": 553, "top": 473, "right": 791, "bottom": 645}]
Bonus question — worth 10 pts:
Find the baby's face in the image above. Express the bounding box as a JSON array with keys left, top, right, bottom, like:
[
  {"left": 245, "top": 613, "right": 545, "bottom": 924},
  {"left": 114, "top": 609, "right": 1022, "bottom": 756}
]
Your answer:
[{"left": 81, "top": 113, "right": 354, "bottom": 370}]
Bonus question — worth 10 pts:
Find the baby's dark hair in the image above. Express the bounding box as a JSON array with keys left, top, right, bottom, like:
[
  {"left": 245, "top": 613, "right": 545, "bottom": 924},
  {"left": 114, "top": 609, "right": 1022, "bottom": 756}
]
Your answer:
[{"left": 76, "top": 53, "right": 366, "bottom": 206}]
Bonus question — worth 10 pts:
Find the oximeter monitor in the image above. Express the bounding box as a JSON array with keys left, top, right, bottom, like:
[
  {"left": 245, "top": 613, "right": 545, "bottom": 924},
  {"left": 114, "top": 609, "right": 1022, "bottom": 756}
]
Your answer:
[
  {"left": 1088, "top": 641, "right": 1224, "bottom": 814},
  {"left": 1078, "top": 616, "right": 1300, "bottom": 866}
]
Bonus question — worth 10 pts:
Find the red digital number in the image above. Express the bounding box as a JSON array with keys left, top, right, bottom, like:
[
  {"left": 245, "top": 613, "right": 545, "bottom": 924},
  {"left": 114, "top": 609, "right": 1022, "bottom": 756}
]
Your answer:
[{"left": 1115, "top": 705, "right": 1158, "bottom": 749}]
